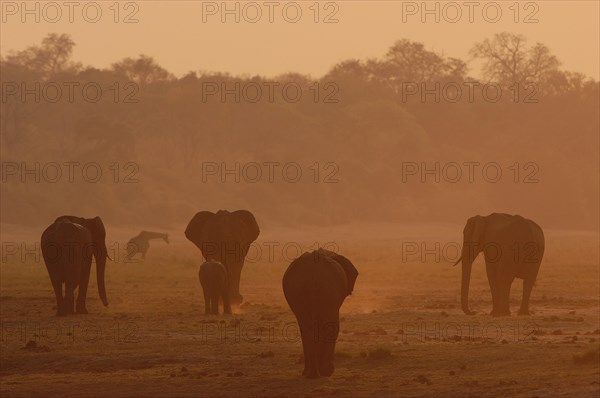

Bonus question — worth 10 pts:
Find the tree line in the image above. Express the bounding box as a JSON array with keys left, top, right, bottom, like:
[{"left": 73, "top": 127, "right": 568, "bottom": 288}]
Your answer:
[{"left": 1, "top": 33, "right": 598, "bottom": 229}]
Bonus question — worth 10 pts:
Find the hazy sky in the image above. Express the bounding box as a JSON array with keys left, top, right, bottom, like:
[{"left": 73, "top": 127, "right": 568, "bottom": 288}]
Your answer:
[{"left": 1, "top": 1, "right": 599, "bottom": 79}]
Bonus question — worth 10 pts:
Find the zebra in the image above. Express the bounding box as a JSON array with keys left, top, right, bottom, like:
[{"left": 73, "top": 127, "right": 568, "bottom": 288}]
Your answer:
[{"left": 126, "top": 231, "right": 169, "bottom": 260}]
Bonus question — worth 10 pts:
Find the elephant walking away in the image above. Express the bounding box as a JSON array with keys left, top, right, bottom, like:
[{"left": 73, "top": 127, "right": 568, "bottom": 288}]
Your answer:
[
  {"left": 41, "top": 216, "right": 110, "bottom": 315},
  {"left": 454, "top": 213, "right": 545, "bottom": 316},
  {"left": 282, "top": 249, "right": 358, "bottom": 378},
  {"left": 199, "top": 260, "right": 231, "bottom": 315},
  {"left": 185, "top": 210, "right": 260, "bottom": 305}
]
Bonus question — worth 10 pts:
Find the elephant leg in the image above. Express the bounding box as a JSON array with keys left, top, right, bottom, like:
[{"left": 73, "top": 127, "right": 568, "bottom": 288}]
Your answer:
[
  {"left": 519, "top": 278, "right": 535, "bottom": 315},
  {"left": 299, "top": 320, "right": 319, "bottom": 379},
  {"left": 64, "top": 280, "right": 76, "bottom": 315},
  {"left": 203, "top": 289, "right": 211, "bottom": 315},
  {"left": 76, "top": 257, "right": 92, "bottom": 314},
  {"left": 485, "top": 263, "right": 500, "bottom": 315},
  {"left": 496, "top": 273, "right": 514, "bottom": 316},
  {"left": 301, "top": 336, "right": 310, "bottom": 377},
  {"left": 318, "top": 310, "right": 339, "bottom": 377},
  {"left": 49, "top": 273, "right": 65, "bottom": 316},
  {"left": 295, "top": 316, "right": 310, "bottom": 376},
  {"left": 211, "top": 292, "right": 219, "bottom": 314},
  {"left": 222, "top": 287, "right": 232, "bottom": 315}
]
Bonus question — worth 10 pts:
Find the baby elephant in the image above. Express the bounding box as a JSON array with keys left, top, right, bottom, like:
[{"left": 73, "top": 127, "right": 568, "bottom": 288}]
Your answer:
[
  {"left": 199, "top": 260, "right": 231, "bottom": 315},
  {"left": 283, "top": 249, "right": 358, "bottom": 378}
]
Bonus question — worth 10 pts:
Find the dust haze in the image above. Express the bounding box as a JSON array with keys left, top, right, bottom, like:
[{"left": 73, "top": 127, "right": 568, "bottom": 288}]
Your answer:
[{"left": 1, "top": 2, "right": 599, "bottom": 397}]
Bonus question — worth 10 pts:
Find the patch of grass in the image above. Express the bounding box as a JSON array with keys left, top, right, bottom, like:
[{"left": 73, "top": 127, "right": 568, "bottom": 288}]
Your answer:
[
  {"left": 367, "top": 347, "right": 392, "bottom": 360},
  {"left": 573, "top": 346, "right": 600, "bottom": 365}
]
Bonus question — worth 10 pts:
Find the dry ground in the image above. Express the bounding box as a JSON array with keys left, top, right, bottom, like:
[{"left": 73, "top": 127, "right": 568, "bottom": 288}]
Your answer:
[{"left": 1, "top": 224, "right": 599, "bottom": 397}]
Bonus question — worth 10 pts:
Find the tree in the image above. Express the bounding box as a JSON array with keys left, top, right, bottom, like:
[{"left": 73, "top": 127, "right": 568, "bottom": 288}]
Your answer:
[
  {"left": 367, "top": 39, "right": 467, "bottom": 96},
  {"left": 470, "top": 32, "right": 560, "bottom": 86},
  {"left": 112, "top": 55, "right": 172, "bottom": 89},
  {"left": 3, "top": 33, "right": 80, "bottom": 79},
  {"left": 384, "top": 39, "right": 447, "bottom": 81},
  {"left": 1, "top": 33, "right": 81, "bottom": 149}
]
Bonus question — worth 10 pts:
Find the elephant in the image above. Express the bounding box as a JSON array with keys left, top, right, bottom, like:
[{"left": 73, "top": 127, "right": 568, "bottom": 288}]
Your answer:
[
  {"left": 199, "top": 260, "right": 231, "bottom": 315},
  {"left": 282, "top": 249, "right": 358, "bottom": 378},
  {"left": 184, "top": 210, "right": 260, "bottom": 305},
  {"left": 454, "top": 213, "right": 545, "bottom": 316},
  {"left": 126, "top": 231, "right": 169, "bottom": 260},
  {"left": 41, "top": 216, "right": 110, "bottom": 315}
]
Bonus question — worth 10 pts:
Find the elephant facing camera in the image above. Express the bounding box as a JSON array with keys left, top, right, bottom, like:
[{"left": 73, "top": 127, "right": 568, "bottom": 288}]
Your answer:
[{"left": 185, "top": 209, "right": 260, "bottom": 306}]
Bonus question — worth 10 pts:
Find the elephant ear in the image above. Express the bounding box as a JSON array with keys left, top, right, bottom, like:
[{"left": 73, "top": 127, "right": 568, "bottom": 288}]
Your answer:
[
  {"left": 232, "top": 210, "right": 260, "bottom": 243},
  {"left": 328, "top": 252, "right": 358, "bottom": 296},
  {"left": 185, "top": 211, "right": 215, "bottom": 252},
  {"left": 89, "top": 216, "right": 106, "bottom": 239},
  {"left": 463, "top": 215, "right": 486, "bottom": 251}
]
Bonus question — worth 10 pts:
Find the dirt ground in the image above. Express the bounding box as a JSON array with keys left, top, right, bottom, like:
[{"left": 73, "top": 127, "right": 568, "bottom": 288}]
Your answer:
[{"left": 1, "top": 224, "right": 599, "bottom": 397}]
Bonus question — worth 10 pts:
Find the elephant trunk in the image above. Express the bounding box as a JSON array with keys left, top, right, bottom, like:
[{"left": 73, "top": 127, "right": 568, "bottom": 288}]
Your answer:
[
  {"left": 460, "top": 246, "right": 476, "bottom": 315},
  {"left": 96, "top": 244, "right": 109, "bottom": 306}
]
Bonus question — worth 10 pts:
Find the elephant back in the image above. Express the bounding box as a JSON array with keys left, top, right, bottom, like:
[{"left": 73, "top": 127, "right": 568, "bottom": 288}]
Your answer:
[
  {"left": 42, "top": 221, "right": 91, "bottom": 243},
  {"left": 283, "top": 251, "right": 349, "bottom": 305},
  {"left": 41, "top": 221, "right": 92, "bottom": 263}
]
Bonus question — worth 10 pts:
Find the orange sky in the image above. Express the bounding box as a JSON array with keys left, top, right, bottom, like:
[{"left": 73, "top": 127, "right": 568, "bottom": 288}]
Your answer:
[{"left": 1, "top": 1, "right": 599, "bottom": 79}]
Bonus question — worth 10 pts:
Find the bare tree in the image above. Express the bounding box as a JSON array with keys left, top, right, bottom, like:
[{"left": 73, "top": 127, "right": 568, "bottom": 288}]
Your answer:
[{"left": 470, "top": 32, "right": 560, "bottom": 86}]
